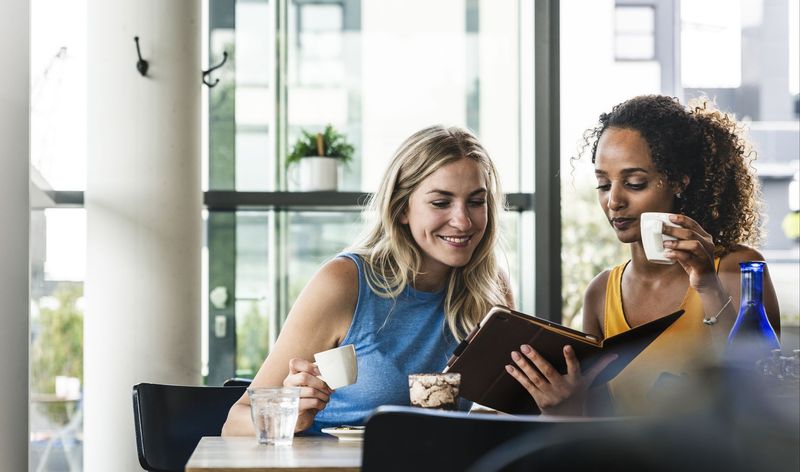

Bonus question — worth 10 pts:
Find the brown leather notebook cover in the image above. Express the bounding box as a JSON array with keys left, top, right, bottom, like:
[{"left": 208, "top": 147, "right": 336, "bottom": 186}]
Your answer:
[{"left": 444, "top": 306, "right": 685, "bottom": 414}]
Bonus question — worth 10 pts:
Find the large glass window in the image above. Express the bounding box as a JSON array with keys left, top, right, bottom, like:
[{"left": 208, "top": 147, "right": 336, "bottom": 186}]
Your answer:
[
  {"left": 32, "top": 1, "right": 796, "bottom": 432},
  {"left": 207, "top": 0, "right": 536, "bottom": 379}
]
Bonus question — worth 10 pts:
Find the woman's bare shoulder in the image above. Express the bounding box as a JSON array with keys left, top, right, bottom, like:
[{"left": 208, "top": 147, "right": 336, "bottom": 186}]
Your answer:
[
  {"left": 307, "top": 256, "right": 359, "bottom": 308},
  {"left": 585, "top": 269, "right": 611, "bottom": 300},
  {"left": 717, "top": 245, "right": 768, "bottom": 282},
  {"left": 718, "top": 244, "right": 765, "bottom": 268},
  {"left": 582, "top": 269, "right": 611, "bottom": 337},
  {"left": 317, "top": 255, "right": 359, "bottom": 282}
]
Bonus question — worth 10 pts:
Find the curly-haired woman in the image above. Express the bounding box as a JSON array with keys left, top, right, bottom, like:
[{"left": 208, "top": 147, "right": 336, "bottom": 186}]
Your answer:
[
  {"left": 222, "top": 125, "right": 514, "bottom": 435},
  {"left": 506, "top": 95, "right": 780, "bottom": 416}
]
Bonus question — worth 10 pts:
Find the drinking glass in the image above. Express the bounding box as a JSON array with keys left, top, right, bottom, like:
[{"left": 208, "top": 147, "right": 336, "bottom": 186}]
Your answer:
[{"left": 247, "top": 387, "right": 300, "bottom": 446}]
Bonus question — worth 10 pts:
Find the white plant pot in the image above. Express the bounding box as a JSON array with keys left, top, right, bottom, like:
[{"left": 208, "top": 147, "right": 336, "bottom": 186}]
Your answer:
[{"left": 296, "top": 156, "right": 338, "bottom": 191}]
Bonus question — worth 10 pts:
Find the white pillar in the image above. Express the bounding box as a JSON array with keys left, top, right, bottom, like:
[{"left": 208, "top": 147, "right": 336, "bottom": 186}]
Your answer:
[
  {"left": 0, "top": 0, "right": 30, "bottom": 470},
  {"left": 85, "top": 1, "right": 202, "bottom": 470}
]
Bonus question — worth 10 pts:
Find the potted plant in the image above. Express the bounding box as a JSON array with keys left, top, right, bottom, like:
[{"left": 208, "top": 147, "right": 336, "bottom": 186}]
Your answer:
[{"left": 287, "top": 124, "right": 355, "bottom": 191}]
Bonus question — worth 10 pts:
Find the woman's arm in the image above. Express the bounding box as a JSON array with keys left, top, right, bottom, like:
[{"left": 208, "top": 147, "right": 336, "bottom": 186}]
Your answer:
[
  {"left": 221, "top": 257, "right": 358, "bottom": 436},
  {"left": 661, "top": 215, "right": 781, "bottom": 344}
]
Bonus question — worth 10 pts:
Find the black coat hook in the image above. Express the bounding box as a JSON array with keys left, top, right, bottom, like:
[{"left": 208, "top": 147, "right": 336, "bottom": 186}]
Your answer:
[
  {"left": 134, "top": 36, "right": 149, "bottom": 76},
  {"left": 202, "top": 51, "right": 228, "bottom": 88}
]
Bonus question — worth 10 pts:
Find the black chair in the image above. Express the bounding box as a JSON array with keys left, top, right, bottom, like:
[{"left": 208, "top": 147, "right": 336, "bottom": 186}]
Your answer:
[
  {"left": 223, "top": 377, "right": 253, "bottom": 387},
  {"left": 132, "top": 383, "right": 246, "bottom": 472},
  {"left": 361, "top": 406, "right": 625, "bottom": 472}
]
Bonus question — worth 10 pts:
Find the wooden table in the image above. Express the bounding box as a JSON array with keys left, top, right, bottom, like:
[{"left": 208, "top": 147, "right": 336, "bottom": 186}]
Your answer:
[{"left": 185, "top": 436, "right": 362, "bottom": 472}]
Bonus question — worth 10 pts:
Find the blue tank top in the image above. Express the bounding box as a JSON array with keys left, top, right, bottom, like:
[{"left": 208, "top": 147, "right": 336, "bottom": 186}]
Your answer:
[{"left": 311, "top": 253, "right": 469, "bottom": 432}]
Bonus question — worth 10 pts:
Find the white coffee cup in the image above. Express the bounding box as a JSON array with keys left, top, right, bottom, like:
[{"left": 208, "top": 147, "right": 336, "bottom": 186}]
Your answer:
[
  {"left": 314, "top": 344, "right": 358, "bottom": 389},
  {"left": 640, "top": 212, "right": 679, "bottom": 264}
]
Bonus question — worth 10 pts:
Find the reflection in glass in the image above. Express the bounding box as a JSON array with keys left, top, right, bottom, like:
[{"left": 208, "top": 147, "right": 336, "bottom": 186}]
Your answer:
[
  {"left": 235, "top": 0, "right": 274, "bottom": 191},
  {"left": 287, "top": 211, "right": 362, "bottom": 306},
  {"left": 614, "top": 5, "right": 655, "bottom": 61},
  {"left": 236, "top": 212, "right": 272, "bottom": 377},
  {"left": 282, "top": 0, "right": 524, "bottom": 193}
]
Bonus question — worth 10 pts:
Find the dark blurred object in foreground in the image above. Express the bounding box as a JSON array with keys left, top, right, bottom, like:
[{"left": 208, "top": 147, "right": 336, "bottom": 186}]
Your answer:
[
  {"left": 362, "top": 360, "right": 799, "bottom": 472},
  {"left": 470, "top": 361, "right": 799, "bottom": 472}
]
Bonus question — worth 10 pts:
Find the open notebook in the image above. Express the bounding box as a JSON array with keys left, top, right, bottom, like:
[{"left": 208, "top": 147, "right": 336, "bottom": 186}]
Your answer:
[{"left": 444, "top": 305, "right": 685, "bottom": 414}]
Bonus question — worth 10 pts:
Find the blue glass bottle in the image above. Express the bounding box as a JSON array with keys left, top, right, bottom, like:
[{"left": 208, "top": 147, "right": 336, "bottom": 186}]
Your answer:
[{"left": 727, "top": 261, "right": 780, "bottom": 357}]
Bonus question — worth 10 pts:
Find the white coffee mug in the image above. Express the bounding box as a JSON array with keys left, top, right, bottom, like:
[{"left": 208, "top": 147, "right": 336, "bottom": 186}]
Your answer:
[
  {"left": 314, "top": 344, "right": 358, "bottom": 389},
  {"left": 640, "top": 212, "right": 679, "bottom": 264}
]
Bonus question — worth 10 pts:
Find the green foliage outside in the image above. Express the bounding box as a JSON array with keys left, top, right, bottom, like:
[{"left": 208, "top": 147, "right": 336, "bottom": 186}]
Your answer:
[
  {"left": 287, "top": 124, "right": 355, "bottom": 167},
  {"left": 31, "top": 282, "right": 83, "bottom": 423},
  {"left": 236, "top": 301, "right": 269, "bottom": 377},
  {"left": 561, "top": 183, "right": 628, "bottom": 329}
]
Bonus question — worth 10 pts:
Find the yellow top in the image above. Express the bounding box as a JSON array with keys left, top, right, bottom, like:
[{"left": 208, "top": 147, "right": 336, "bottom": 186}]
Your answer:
[{"left": 604, "top": 259, "right": 720, "bottom": 414}]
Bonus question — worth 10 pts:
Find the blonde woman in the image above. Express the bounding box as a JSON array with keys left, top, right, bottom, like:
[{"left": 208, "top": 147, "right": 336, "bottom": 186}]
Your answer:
[{"left": 222, "top": 125, "right": 514, "bottom": 435}]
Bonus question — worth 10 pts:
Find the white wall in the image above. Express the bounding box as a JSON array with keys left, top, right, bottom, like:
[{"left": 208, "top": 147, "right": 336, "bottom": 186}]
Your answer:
[{"left": 85, "top": 0, "right": 202, "bottom": 469}]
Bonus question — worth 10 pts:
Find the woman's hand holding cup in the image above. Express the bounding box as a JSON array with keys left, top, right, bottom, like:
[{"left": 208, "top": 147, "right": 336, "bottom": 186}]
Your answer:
[
  {"left": 640, "top": 212, "right": 680, "bottom": 264},
  {"left": 283, "top": 345, "right": 358, "bottom": 432},
  {"left": 283, "top": 357, "right": 333, "bottom": 432},
  {"left": 658, "top": 213, "right": 719, "bottom": 293},
  {"left": 314, "top": 344, "right": 358, "bottom": 390}
]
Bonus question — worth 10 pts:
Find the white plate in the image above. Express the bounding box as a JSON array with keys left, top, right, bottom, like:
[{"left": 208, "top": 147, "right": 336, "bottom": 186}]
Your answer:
[{"left": 321, "top": 426, "right": 365, "bottom": 441}]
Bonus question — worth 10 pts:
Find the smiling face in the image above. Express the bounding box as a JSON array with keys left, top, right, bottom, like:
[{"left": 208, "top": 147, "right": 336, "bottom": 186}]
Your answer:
[
  {"left": 594, "top": 127, "right": 682, "bottom": 243},
  {"left": 400, "top": 158, "right": 489, "bottom": 280}
]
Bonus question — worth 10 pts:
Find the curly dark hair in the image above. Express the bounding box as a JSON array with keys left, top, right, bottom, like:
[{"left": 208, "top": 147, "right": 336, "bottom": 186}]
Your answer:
[{"left": 578, "top": 95, "right": 762, "bottom": 256}]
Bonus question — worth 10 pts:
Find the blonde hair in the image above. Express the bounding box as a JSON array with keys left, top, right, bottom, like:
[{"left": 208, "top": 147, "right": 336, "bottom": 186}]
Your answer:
[{"left": 348, "top": 125, "right": 507, "bottom": 341}]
